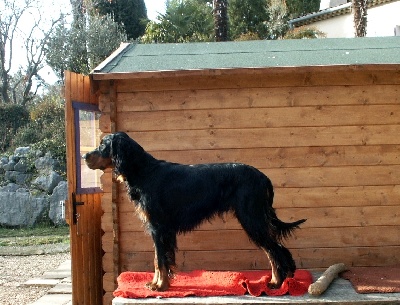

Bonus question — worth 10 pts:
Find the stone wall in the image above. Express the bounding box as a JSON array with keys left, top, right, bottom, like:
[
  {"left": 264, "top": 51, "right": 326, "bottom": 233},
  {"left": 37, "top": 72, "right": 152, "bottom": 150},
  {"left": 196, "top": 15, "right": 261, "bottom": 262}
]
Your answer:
[{"left": 0, "top": 147, "right": 67, "bottom": 227}]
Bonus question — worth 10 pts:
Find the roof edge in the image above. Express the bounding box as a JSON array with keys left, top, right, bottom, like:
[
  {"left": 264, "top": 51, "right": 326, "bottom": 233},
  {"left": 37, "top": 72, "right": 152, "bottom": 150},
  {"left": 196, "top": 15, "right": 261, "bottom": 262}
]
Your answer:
[
  {"left": 90, "top": 64, "right": 400, "bottom": 81},
  {"left": 91, "top": 43, "right": 131, "bottom": 74}
]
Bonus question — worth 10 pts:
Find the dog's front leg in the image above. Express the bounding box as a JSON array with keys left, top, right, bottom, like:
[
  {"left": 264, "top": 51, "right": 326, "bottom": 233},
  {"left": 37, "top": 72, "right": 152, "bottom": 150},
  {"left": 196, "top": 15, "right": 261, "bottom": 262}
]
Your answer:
[
  {"left": 145, "top": 251, "right": 160, "bottom": 290},
  {"left": 146, "top": 234, "right": 171, "bottom": 291}
]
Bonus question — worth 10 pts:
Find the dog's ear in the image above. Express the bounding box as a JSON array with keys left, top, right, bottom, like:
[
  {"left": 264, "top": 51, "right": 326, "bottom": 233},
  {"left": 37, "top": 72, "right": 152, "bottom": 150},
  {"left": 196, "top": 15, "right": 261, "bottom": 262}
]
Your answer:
[
  {"left": 110, "top": 133, "right": 148, "bottom": 177},
  {"left": 110, "top": 134, "right": 129, "bottom": 175}
]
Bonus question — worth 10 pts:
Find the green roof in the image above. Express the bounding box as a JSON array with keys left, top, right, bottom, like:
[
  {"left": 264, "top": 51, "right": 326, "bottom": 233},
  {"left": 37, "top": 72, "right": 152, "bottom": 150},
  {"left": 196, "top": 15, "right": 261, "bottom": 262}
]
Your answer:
[{"left": 92, "top": 37, "right": 400, "bottom": 76}]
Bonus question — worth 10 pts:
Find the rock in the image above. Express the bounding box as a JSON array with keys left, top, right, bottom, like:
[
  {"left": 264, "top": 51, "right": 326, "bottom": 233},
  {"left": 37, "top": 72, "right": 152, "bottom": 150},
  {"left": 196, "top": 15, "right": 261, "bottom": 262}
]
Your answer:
[
  {"left": 3, "top": 160, "right": 16, "bottom": 171},
  {"left": 15, "top": 173, "right": 32, "bottom": 185},
  {"left": 35, "top": 154, "right": 61, "bottom": 172},
  {"left": 49, "top": 181, "right": 68, "bottom": 226},
  {"left": 14, "top": 159, "right": 28, "bottom": 173},
  {"left": 9, "top": 155, "right": 20, "bottom": 163},
  {"left": 14, "top": 147, "right": 30, "bottom": 157},
  {"left": 0, "top": 189, "right": 49, "bottom": 227},
  {"left": 0, "top": 183, "right": 20, "bottom": 192},
  {"left": 0, "top": 147, "right": 67, "bottom": 227},
  {"left": 33, "top": 171, "right": 63, "bottom": 194},
  {"left": 5, "top": 170, "right": 16, "bottom": 183}
]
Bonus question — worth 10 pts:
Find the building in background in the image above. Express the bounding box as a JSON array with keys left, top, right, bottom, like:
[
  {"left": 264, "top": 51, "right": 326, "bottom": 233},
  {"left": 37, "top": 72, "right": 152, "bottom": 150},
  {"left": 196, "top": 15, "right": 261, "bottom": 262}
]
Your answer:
[{"left": 289, "top": 0, "right": 400, "bottom": 37}]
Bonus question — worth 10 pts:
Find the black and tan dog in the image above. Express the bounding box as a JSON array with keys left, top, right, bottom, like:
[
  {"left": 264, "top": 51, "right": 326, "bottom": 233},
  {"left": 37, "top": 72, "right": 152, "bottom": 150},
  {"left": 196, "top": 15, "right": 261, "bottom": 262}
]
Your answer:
[{"left": 83, "top": 132, "right": 306, "bottom": 292}]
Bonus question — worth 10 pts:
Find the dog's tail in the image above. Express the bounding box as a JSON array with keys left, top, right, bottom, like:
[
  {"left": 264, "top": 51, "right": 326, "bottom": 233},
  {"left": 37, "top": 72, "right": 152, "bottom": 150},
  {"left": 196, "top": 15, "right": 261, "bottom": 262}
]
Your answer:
[
  {"left": 270, "top": 217, "right": 307, "bottom": 242},
  {"left": 265, "top": 177, "right": 306, "bottom": 241}
]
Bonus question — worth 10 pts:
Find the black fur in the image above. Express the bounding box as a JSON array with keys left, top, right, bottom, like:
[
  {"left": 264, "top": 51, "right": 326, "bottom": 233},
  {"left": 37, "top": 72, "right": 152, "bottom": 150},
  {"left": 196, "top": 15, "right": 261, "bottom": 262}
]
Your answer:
[{"left": 83, "top": 132, "right": 306, "bottom": 291}]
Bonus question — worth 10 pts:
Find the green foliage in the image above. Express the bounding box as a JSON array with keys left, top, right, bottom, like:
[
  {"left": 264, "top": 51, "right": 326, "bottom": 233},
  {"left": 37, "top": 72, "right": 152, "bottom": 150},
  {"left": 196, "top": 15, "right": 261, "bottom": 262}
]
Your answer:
[
  {"left": 141, "top": 0, "right": 214, "bottom": 43},
  {"left": 95, "top": 0, "right": 148, "bottom": 40},
  {"left": 46, "top": 12, "right": 127, "bottom": 78},
  {"left": 0, "top": 104, "right": 30, "bottom": 152},
  {"left": 86, "top": 14, "right": 128, "bottom": 69},
  {"left": 141, "top": 0, "right": 322, "bottom": 43},
  {"left": 234, "top": 32, "right": 261, "bottom": 41},
  {"left": 284, "top": 26, "right": 326, "bottom": 39},
  {"left": 0, "top": 225, "right": 69, "bottom": 246},
  {"left": 0, "top": 225, "right": 69, "bottom": 237},
  {"left": 286, "top": 0, "right": 320, "bottom": 18},
  {"left": 228, "top": 0, "right": 270, "bottom": 40},
  {"left": 11, "top": 87, "right": 66, "bottom": 171},
  {"left": 266, "top": 0, "right": 289, "bottom": 40}
]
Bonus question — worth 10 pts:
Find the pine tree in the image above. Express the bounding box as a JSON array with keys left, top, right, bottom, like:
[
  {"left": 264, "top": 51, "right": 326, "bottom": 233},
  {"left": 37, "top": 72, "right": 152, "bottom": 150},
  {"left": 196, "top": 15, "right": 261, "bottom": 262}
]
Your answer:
[{"left": 95, "top": 0, "right": 148, "bottom": 40}]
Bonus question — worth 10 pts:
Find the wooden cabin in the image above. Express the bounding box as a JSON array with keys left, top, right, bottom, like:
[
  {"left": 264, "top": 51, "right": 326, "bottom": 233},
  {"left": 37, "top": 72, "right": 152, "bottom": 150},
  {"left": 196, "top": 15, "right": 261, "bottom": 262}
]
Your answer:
[{"left": 64, "top": 37, "right": 400, "bottom": 305}]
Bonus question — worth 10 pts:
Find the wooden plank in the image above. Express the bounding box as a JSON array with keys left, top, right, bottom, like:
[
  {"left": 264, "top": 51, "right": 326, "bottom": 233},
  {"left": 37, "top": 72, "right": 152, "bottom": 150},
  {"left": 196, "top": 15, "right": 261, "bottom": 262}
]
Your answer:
[
  {"left": 94, "top": 193, "right": 103, "bottom": 305},
  {"left": 64, "top": 71, "right": 74, "bottom": 225},
  {"left": 149, "top": 145, "right": 400, "bottom": 169},
  {"left": 276, "top": 185, "right": 400, "bottom": 208},
  {"left": 117, "top": 85, "right": 400, "bottom": 112},
  {"left": 103, "top": 226, "right": 400, "bottom": 253},
  {"left": 100, "top": 164, "right": 400, "bottom": 189},
  {"left": 65, "top": 71, "right": 104, "bottom": 305},
  {"left": 103, "top": 272, "right": 115, "bottom": 295},
  {"left": 116, "top": 69, "right": 400, "bottom": 92},
  {"left": 103, "top": 292, "right": 114, "bottom": 305},
  {"left": 102, "top": 205, "right": 400, "bottom": 233},
  {"left": 101, "top": 185, "right": 400, "bottom": 215},
  {"left": 125, "top": 125, "right": 400, "bottom": 151},
  {"left": 267, "top": 165, "right": 400, "bottom": 188},
  {"left": 118, "top": 246, "right": 400, "bottom": 272},
  {"left": 103, "top": 252, "right": 114, "bottom": 273},
  {"left": 118, "top": 105, "right": 400, "bottom": 131}
]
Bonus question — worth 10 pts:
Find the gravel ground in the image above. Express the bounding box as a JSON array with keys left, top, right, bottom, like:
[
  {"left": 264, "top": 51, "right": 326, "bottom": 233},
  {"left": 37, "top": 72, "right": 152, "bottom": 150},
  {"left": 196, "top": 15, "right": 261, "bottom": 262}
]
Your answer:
[{"left": 0, "top": 252, "right": 70, "bottom": 305}]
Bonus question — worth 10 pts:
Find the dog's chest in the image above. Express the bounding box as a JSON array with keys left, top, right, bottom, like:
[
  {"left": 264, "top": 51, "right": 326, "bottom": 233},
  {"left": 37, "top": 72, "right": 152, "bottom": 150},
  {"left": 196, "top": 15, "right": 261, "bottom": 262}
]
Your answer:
[{"left": 135, "top": 204, "right": 149, "bottom": 224}]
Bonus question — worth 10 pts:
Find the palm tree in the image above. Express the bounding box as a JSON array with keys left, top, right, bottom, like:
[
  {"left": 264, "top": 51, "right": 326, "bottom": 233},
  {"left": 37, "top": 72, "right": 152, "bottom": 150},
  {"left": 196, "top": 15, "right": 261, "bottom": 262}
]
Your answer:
[
  {"left": 213, "top": 0, "right": 229, "bottom": 41},
  {"left": 353, "top": 0, "right": 367, "bottom": 37}
]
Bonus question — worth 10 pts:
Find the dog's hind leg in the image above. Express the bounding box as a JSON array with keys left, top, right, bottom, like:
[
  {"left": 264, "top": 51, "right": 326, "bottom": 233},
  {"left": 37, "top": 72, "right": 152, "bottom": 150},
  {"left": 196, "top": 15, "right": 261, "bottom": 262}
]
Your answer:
[{"left": 234, "top": 202, "right": 296, "bottom": 288}]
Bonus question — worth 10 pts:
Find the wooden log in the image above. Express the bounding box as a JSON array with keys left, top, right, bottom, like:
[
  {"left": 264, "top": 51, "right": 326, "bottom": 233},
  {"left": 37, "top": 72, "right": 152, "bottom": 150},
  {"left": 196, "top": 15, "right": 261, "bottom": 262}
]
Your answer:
[{"left": 308, "top": 263, "right": 347, "bottom": 295}]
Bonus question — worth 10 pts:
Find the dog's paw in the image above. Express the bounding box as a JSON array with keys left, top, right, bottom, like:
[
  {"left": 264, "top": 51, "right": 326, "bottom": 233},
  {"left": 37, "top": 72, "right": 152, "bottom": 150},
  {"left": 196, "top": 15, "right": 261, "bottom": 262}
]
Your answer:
[
  {"left": 145, "top": 281, "right": 169, "bottom": 291},
  {"left": 267, "top": 281, "right": 282, "bottom": 289}
]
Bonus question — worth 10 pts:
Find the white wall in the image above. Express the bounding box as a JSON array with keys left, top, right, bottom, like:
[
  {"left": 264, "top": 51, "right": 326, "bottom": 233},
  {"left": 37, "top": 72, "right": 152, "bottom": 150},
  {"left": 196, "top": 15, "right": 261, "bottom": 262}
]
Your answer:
[{"left": 310, "top": 1, "right": 400, "bottom": 38}]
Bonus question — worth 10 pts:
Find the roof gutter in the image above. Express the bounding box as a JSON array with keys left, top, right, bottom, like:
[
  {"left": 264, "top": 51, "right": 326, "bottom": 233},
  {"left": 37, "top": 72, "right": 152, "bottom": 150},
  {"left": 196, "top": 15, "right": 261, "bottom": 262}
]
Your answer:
[{"left": 289, "top": 3, "right": 352, "bottom": 28}]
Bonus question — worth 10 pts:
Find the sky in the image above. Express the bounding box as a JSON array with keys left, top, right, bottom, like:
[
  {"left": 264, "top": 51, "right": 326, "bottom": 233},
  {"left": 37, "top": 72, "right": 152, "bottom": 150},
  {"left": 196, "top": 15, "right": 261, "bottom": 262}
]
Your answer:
[
  {"left": 145, "top": 0, "right": 166, "bottom": 21},
  {"left": 8, "top": 0, "right": 166, "bottom": 86}
]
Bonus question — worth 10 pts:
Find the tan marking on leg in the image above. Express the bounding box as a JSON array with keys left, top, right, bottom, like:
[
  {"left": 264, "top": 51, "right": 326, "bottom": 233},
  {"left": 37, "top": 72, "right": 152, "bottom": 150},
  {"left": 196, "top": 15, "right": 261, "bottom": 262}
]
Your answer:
[
  {"left": 156, "top": 265, "right": 170, "bottom": 291},
  {"left": 265, "top": 251, "right": 281, "bottom": 289}
]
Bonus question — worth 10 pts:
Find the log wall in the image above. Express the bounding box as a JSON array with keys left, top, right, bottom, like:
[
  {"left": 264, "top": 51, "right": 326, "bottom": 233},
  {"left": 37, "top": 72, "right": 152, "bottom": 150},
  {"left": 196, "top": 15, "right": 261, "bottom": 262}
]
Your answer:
[{"left": 96, "top": 67, "right": 400, "bottom": 303}]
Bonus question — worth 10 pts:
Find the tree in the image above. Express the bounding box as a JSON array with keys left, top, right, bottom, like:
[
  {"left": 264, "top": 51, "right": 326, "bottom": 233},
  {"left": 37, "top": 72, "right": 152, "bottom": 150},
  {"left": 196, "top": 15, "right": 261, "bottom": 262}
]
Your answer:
[
  {"left": 0, "top": 103, "right": 29, "bottom": 152},
  {"left": 353, "top": 0, "right": 367, "bottom": 37},
  {"left": 213, "top": 0, "right": 228, "bottom": 41},
  {"left": 95, "top": 0, "right": 148, "bottom": 40},
  {"left": 266, "top": 0, "right": 289, "bottom": 40},
  {"left": 0, "top": 0, "right": 62, "bottom": 106},
  {"left": 228, "top": 0, "right": 270, "bottom": 40},
  {"left": 286, "top": 0, "right": 320, "bottom": 18},
  {"left": 284, "top": 26, "right": 326, "bottom": 39},
  {"left": 12, "top": 85, "right": 66, "bottom": 162},
  {"left": 46, "top": 7, "right": 127, "bottom": 78},
  {"left": 141, "top": 0, "right": 214, "bottom": 43}
]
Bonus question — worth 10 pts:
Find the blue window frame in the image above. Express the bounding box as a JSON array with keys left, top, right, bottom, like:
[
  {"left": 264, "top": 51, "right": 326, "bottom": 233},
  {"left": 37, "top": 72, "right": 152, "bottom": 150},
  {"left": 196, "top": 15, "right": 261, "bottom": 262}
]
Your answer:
[{"left": 73, "top": 102, "right": 102, "bottom": 194}]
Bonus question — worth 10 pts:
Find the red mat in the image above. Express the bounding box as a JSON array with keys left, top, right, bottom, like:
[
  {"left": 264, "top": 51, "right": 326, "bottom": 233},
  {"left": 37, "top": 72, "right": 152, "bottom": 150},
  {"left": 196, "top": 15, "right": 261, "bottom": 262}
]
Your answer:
[
  {"left": 114, "top": 270, "right": 313, "bottom": 298},
  {"left": 340, "top": 266, "right": 400, "bottom": 294}
]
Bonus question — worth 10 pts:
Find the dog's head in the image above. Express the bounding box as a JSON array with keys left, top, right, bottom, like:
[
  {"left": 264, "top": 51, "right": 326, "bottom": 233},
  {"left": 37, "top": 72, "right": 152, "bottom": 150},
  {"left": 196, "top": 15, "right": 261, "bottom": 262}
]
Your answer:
[
  {"left": 83, "top": 133, "right": 115, "bottom": 171},
  {"left": 83, "top": 132, "right": 146, "bottom": 179}
]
